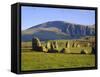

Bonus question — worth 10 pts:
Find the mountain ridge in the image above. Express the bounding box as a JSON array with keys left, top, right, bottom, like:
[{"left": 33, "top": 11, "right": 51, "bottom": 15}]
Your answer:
[{"left": 22, "top": 21, "right": 95, "bottom": 41}]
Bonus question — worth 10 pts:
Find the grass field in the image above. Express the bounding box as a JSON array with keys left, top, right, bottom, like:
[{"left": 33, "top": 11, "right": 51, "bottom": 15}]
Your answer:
[
  {"left": 21, "top": 38, "right": 95, "bottom": 71},
  {"left": 21, "top": 50, "right": 95, "bottom": 71}
]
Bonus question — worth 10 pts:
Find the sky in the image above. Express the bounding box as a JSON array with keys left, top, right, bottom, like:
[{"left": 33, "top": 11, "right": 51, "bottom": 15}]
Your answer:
[{"left": 21, "top": 6, "right": 95, "bottom": 30}]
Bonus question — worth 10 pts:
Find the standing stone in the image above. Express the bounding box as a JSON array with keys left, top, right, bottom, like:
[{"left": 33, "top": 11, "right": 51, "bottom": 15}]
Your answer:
[
  {"left": 61, "top": 48, "right": 70, "bottom": 53},
  {"left": 32, "top": 37, "right": 42, "bottom": 50},
  {"left": 67, "top": 42, "right": 70, "bottom": 48},
  {"left": 72, "top": 42, "right": 75, "bottom": 47},
  {"left": 74, "top": 43, "right": 77, "bottom": 47},
  {"left": 51, "top": 42, "right": 55, "bottom": 50},
  {"left": 81, "top": 49, "right": 88, "bottom": 54},
  {"left": 87, "top": 43, "right": 91, "bottom": 47},
  {"left": 41, "top": 46, "right": 48, "bottom": 52},
  {"left": 48, "top": 41, "right": 59, "bottom": 53},
  {"left": 46, "top": 41, "right": 51, "bottom": 49},
  {"left": 77, "top": 44, "right": 81, "bottom": 47},
  {"left": 53, "top": 41, "right": 58, "bottom": 50},
  {"left": 66, "top": 42, "right": 68, "bottom": 48}
]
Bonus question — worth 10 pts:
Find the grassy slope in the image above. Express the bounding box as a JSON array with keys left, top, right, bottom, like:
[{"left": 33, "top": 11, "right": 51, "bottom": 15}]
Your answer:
[{"left": 21, "top": 50, "right": 95, "bottom": 71}]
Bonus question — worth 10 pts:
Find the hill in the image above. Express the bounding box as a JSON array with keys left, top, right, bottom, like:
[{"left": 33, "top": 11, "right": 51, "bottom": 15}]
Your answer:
[{"left": 22, "top": 21, "right": 95, "bottom": 41}]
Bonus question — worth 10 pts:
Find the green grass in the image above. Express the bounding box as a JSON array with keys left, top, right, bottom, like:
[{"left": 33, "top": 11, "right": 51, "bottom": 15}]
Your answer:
[
  {"left": 21, "top": 50, "right": 95, "bottom": 71},
  {"left": 21, "top": 38, "right": 95, "bottom": 71}
]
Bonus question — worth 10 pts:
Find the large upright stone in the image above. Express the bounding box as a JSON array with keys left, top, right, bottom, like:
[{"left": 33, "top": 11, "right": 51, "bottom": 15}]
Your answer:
[
  {"left": 53, "top": 41, "right": 58, "bottom": 50},
  {"left": 32, "top": 37, "right": 42, "bottom": 50},
  {"left": 41, "top": 46, "right": 48, "bottom": 52},
  {"left": 48, "top": 41, "right": 59, "bottom": 53},
  {"left": 66, "top": 42, "right": 68, "bottom": 48},
  {"left": 77, "top": 44, "right": 81, "bottom": 47},
  {"left": 73, "top": 42, "right": 77, "bottom": 47},
  {"left": 50, "top": 42, "right": 55, "bottom": 50},
  {"left": 87, "top": 43, "right": 91, "bottom": 47},
  {"left": 72, "top": 42, "right": 75, "bottom": 47},
  {"left": 46, "top": 41, "right": 51, "bottom": 49},
  {"left": 66, "top": 42, "right": 70, "bottom": 48},
  {"left": 60, "top": 48, "right": 71, "bottom": 53}
]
